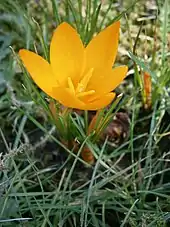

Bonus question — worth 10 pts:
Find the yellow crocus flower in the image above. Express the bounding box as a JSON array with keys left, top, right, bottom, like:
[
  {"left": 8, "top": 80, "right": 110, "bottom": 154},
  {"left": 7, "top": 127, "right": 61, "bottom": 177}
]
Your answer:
[{"left": 19, "top": 21, "right": 128, "bottom": 110}]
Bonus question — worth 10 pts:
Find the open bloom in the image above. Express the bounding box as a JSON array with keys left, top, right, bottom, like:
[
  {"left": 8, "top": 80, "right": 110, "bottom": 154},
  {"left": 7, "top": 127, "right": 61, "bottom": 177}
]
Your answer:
[{"left": 19, "top": 21, "right": 127, "bottom": 110}]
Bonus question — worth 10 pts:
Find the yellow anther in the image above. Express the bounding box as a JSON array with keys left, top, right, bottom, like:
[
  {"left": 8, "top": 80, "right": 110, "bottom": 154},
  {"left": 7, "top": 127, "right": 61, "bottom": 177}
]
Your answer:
[
  {"left": 67, "top": 77, "right": 75, "bottom": 94},
  {"left": 76, "top": 68, "right": 94, "bottom": 93},
  {"left": 76, "top": 82, "right": 84, "bottom": 93},
  {"left": 76, "top": 90, "right": 95, "bottom": 98}
]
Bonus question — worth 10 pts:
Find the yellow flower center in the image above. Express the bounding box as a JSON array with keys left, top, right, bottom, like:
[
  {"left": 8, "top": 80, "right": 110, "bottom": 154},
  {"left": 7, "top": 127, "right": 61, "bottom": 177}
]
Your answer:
[{"left": 67, "top": 68, "right": 95, "bottom": 99}]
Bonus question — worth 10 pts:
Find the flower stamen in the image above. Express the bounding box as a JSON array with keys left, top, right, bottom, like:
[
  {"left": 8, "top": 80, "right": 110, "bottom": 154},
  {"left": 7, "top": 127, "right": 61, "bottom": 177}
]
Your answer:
[
  {"left": 76, "top": 90, "right": 95, "bottom": 98},
  {"left": 76, "top": 68, "right": 94, "bottom": 93},
  {"left": 68, "top": 77, "right": 75, "bottom": 94}
]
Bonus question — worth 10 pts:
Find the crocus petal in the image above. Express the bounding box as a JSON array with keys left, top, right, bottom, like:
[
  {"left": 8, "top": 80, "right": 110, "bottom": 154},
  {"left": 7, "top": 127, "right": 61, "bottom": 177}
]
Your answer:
[
  {"left": 84, "top": 92, "right": 116, "bottom": 110},
  {"left": 19, "top": 49, "right": 58, "bottom": 98},
  {"left": 52, "top": 87, "right": 85, "bottom": 109},
  {"left": 50, "top": 22, "right": 84, "bottom": 86},
  {"left": 85, "top": 21, "right": 120, "bottom": 70},
  {"left": 87, "top": 66, "right": 128, "bottom": 95}
]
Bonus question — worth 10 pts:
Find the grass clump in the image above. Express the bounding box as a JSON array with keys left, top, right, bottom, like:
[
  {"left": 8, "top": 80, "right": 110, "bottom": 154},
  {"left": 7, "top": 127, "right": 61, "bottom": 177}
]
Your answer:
[{"left": 0, "top": 0, "right": 170, "bottom": 226}]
